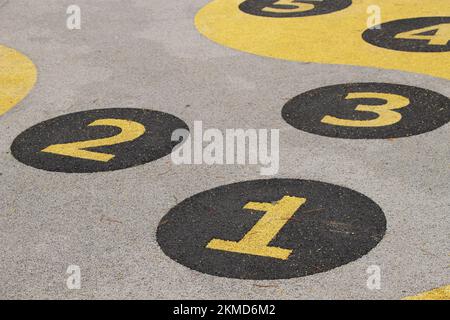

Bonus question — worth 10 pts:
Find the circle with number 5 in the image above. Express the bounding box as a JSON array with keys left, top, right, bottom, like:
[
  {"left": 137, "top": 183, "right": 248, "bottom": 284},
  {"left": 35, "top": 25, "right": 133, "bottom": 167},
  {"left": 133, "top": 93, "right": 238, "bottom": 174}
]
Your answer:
[
  {"left": 196, "top": 1, "right": 450, "bottom": 80},
  {"left": 239, "top": 0, "right": 352, "bottom": 18},
  {"left": 362, "top": 17, "right": 450, "bottom": 52},
  {"left": 157, "top": 179, "right": 386, "bottom": 280},
  {"left": 11, "top": 108, "right": 189, "bottom": 173},
  {"left": 281, "top": 83, "right": 450, "bottom": 139}
]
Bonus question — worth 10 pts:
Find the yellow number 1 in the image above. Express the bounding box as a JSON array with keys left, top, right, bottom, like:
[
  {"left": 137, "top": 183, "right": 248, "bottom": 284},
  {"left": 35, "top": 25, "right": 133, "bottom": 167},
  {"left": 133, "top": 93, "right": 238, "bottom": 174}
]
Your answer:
[
  {"left": 206, "top": 196, "right": 306, "bottom": 260},
  {"left": 321, "top": 92, "right": 410, "bottom": 127}
]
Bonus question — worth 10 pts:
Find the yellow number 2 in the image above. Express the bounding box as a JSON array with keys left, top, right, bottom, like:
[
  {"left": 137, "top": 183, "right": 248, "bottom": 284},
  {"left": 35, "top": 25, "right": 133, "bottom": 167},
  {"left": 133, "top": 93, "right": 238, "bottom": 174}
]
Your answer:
[
  {"left": 321, "top": 92, "right": 410, "bottom": 127},
  {"left": 262, "top": 0, "right": 316, "bottom": 14},
  {"left": 41, "top": 119, "right": 146, "bottom": 162},
  {"left": 206, "top": 196, "right": 306, "bottom": 260}
]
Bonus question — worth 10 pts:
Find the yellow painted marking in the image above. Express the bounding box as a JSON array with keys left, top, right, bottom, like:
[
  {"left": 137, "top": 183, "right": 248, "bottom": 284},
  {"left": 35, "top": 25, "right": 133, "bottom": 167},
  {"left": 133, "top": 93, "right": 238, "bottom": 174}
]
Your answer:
[
  {"left": 0, "top": 45, "right": 37, "bottom": 116},
  {"left": 321, "top": 92, "right": 410, "bottom": 127},
  {"left": 206, "top": 196, "right": 306, "bottom": 260},
  {"left": 262, "top": 0, "right": 316, "bottom": 14},
  {"left": 41, "top": 119, "right": 146, "bottom": 162},
  {"left": 396, "top": 24, "right": 450, "bottom": 46},
  {"left": 195, "top": 0, "right": 450, "bottom": 80},
  {"left": 403, "top": 285, "right": 450, "bottom": 300}
]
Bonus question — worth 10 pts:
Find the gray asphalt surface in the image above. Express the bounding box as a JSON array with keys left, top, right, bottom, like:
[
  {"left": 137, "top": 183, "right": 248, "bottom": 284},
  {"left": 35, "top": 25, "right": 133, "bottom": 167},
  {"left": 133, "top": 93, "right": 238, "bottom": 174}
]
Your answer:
[{"left": 0, "top": 0, "right": 448, "bottom": 299}]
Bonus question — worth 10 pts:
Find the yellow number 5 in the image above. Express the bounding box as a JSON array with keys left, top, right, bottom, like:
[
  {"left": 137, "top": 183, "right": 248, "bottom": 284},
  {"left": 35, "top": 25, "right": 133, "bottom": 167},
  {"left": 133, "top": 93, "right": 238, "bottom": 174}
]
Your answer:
[
  {"left": 262, "top": 0, "right": 316, "bottom": 14},
  {"left": 321, "top": 92, "right": 410, "bottom": 127},
  {"left": 41, "top": 118, "right": 146, "bottom": 162},
  {"left": 207, "top": 196, "right": 306, "bottom": 260}
]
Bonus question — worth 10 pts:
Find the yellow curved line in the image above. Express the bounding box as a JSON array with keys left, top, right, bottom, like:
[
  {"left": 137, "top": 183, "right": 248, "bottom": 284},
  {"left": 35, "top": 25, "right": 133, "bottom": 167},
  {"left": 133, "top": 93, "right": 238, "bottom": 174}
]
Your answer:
[
  {"left": 195, "top": 0, "right": 450, "bottom": 80},
  {"left": 403, "top": 284, "right": 450, "bottom": 300},
  {"left": 0, "top": 45, "right": 37, "bottom": 116}
]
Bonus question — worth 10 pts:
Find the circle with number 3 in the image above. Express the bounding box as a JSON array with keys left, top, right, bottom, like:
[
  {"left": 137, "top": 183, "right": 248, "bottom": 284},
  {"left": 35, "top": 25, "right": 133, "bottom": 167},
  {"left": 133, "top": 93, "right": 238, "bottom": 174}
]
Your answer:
[
  {"left": 281, "top": 83, "right": 450, "bottom": 139},
  {"left": 157, "top": 179, "right": 386, "bottom": 280},
  {"left": 11, "top": 108, "right": 189, "bottom": 173}
]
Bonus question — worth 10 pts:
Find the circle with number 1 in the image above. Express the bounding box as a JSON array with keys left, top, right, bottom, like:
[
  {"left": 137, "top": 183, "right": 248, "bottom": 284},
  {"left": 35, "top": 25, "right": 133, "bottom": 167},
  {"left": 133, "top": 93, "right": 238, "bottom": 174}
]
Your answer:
[{"left": 157, "top": 179, "right": 386, "bottom": 280}]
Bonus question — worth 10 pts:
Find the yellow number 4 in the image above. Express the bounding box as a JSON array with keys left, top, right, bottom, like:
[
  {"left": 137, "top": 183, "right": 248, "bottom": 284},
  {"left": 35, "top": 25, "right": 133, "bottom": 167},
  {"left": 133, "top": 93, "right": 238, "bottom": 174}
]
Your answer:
[
  {"left": 206, "top": 196, "right": 306, "bottom": 260},
  {"left": 395, "top": 23, "right": 450, "bottom": 46}
]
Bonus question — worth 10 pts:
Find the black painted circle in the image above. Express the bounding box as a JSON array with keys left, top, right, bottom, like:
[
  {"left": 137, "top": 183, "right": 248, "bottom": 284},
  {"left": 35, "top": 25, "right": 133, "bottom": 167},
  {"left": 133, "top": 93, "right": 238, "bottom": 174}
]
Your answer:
[
  {"left": 239, "top": 0, "right": 352, "bottom": 18},
  {"left": 281, "top": 83, "right": 450, "bottom": 139},
  {"left": 11, "top": 108, "right": 189, "bottom": 173},
  {"left": 157, "top": 179, "right": 386, "bottom": 280},
  {"left": 362, "top": 17, "right": 450, "bottom": 52}
]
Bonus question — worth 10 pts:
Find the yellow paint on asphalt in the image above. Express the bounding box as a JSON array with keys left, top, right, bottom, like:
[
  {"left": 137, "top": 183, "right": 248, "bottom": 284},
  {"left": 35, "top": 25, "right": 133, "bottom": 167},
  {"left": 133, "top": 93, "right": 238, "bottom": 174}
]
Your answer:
[
  {"left": 41, "top": 119, "right": 146, "bottom": 162},
  {"left": 395, "top": 23, "right": 450, "bottom": 46},
  {"left": 403, "top": 284, "right": 450, "bottom": 300},
  {"left": 207, "top": 196, "right": 306, "bottom": 260},
  {"left": 321, "top": 92, "right": 410, "bottom": 127},
  {"left": 0, "top": 45, "right": 37, "bottom": 116},
  {"left": 195, "top": 0, "right": 450, "bottom": 80}
]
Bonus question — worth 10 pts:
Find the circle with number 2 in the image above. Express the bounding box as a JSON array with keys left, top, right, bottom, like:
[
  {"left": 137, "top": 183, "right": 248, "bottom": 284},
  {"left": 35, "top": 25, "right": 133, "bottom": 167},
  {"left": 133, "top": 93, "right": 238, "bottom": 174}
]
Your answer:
[{"left": 11, "top": 108, "right": 189, "bottom": 173}]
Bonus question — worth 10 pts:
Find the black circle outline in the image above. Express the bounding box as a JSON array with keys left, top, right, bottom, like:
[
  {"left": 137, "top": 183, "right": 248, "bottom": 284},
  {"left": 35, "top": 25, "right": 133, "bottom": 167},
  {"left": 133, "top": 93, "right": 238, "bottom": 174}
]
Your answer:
[
  {"left": 156, "top": 178, "right": 387, "bottom": 280},
  {"left": 11, "top": 108, "right": 190, "bottom": 173},
  {"left": 239, "top": 0, "right": 352, "bottom": 18},
  {"left": 362, "top": 16, "right": 450, "bottom": 52},
  {"left": 281, "top": 82, "right": 450, "bottom": 139}
]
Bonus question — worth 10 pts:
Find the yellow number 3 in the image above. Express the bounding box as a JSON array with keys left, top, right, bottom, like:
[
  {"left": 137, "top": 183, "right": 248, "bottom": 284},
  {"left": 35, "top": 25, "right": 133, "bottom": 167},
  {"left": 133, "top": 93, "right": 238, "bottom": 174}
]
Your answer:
[
  {"left": 41, "top": 119, "right": 146, "bottom": 162},
  {"left": 321, "top": 92, "right": 410, "bottom": 127}
]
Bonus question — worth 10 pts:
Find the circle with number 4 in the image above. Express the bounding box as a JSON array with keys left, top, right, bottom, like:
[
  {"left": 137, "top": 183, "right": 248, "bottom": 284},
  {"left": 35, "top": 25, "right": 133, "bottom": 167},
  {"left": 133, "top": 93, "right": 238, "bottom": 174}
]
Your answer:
[
  {"left": 157, "top": 179, "right": 386, "bottom": 280},
  {"left": 363, "top": 17, "right": 450, "bottom": 52},
  {"left": 11, "top": 108, "right": 189, "bottom": 173},
  {"left": 282, "top": 83, "right": 450, "bottom": 139}
]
